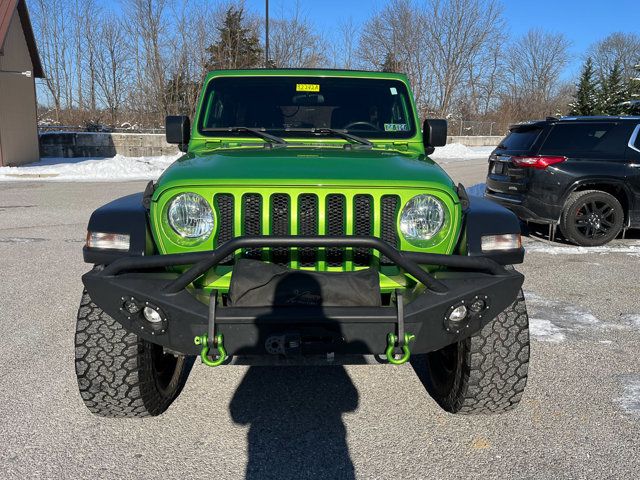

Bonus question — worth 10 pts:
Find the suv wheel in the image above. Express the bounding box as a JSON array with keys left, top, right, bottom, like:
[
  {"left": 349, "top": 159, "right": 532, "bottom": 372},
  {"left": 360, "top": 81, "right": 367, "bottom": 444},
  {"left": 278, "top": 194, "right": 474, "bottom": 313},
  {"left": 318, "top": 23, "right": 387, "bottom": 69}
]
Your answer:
[
  {"left": 559, "top": 190, "right": 624, "bottom": 246},
  {"left": 75, "top": 290, "right": 194, "bottom": 417},
  {"left": 412, "top": 290, "right": 529, "bottom": 414}
]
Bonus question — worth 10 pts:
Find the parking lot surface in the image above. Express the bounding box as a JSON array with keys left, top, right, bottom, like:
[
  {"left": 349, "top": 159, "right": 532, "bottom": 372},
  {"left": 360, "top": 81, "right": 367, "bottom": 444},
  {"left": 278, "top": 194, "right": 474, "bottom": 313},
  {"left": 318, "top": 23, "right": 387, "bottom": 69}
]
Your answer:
[{"left": 1, "top": 158, "right": 639, "bottom": 479}]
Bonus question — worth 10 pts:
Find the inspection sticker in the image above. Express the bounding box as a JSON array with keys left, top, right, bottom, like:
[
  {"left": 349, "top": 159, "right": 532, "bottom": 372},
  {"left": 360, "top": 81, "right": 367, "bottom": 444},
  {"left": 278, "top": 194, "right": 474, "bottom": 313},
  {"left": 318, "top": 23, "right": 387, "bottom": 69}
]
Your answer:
[
  {"left": 384, "top": 123, "right": 409, "bottom": 132},
  {"left": 296, "top": 83, "right": 320, "bottom": 92}
]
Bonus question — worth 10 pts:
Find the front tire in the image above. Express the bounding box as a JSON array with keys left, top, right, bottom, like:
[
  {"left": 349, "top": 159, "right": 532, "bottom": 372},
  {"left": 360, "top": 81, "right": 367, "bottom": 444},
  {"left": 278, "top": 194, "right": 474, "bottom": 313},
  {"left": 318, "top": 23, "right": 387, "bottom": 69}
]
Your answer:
[
  {"left": 559, "top": 190, "right": 624, "bottom": 246},
  {"left": 75, "top": 291, "right": 193, "bottom": 417},
  {"left": 413, "top": 290, "right": 530, "bottom": 414}
]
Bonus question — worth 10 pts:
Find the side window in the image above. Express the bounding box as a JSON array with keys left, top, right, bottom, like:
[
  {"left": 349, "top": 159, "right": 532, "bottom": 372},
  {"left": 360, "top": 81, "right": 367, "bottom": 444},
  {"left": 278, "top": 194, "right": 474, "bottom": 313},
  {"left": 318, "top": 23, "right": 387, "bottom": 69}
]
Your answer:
[
  {"left": 634, "top": 124, "right": 640, "bottom": 150},
  {"left": 539, "top": 123, "right": 636, "bottom": 159}
]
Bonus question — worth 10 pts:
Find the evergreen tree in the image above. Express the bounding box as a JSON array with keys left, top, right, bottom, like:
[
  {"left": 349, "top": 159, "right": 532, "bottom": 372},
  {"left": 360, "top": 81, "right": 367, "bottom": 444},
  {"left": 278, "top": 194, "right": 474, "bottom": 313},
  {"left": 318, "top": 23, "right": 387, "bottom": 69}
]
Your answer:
[
  {"left": 569, "top": 58, "right": 598, "bottom": 115},
  {"left": 205, "top": 7, "right": 263, "bottom": 71},
  {"left": 381, "top": 52, "right": 401, "bottom": 73},
  {"left": 627, "top": 62, "right": 640, "bottom": 114},
  {"left": 598, "top": 62, "right": 628, "bottom": 115},
  {"left": 628, "top": 61, "right": 640, "bottom": 100}
]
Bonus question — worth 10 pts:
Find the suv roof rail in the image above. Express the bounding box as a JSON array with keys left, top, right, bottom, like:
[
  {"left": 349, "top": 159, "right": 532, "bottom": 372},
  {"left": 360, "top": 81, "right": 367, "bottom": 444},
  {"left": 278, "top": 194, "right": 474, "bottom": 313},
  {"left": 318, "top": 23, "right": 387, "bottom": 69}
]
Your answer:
[{"left": 559, "top": 115, "right": 640, "bottom": 121}]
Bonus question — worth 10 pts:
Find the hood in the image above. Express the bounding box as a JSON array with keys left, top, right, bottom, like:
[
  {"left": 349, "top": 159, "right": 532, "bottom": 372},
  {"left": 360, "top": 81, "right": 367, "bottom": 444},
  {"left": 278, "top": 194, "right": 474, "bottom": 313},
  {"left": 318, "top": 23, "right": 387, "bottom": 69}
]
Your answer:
[{"left": 156, "top": 147, "right": 455, "bottom": 194}]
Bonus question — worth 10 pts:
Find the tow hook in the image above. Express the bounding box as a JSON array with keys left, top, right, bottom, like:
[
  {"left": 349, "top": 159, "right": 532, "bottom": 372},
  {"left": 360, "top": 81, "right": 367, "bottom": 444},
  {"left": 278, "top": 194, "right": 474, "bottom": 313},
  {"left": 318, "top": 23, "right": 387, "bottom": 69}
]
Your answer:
[
  {"left": 385, "top": 332, "right": 415, "bottom": 365},
  {"left": 194, "top": 333, "right": 227, "bottom": 367}
]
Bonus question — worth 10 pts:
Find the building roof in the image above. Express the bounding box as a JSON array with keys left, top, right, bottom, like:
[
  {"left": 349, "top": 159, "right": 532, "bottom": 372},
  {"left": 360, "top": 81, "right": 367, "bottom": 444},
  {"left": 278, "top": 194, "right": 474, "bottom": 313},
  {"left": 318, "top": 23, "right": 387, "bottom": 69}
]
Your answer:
[{"left": 0, "top": 0, "right": 44, "bottom": 78}]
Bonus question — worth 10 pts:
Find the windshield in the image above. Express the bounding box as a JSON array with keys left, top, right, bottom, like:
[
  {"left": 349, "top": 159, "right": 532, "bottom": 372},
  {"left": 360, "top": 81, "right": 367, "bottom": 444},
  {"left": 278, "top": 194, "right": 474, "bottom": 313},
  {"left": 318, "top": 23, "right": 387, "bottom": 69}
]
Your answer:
[{"left": 198, "top": 76, "right": 417, "bottom": 140}]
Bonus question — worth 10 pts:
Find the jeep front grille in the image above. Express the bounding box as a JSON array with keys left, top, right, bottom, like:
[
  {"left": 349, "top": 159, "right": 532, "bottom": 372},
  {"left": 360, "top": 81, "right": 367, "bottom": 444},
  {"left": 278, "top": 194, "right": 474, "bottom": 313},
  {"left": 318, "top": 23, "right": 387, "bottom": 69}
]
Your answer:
[{"left": 213, "top": 192, "right": 400, "bottom": 269}]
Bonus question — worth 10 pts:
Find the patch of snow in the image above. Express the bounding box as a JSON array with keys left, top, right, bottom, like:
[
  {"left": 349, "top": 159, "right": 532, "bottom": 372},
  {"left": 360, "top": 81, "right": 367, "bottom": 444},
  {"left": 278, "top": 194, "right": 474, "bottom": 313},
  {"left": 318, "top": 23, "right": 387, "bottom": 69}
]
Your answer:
[
  {"left": 525, "top": 292, "right": 603, "bottom": 342},
  {"left": 620, "top": 314, "right": 640, "bottom": 329},
  {"left": 616, "top": 375, "right": 640, "bottom": 415},
  {"left": 524, "top": 240, "right": 640, "bottom": 257},
  {"left": 0, "top": 154, "right": 181, "bottom": 182},
  {"left": 430, "top": 143, "right": 495, "bottom": 163},
  {"left": 466, "top": 183, "right": 486, "bottom": 196},
  {"left": 529, "top": 318, "right": 566, "bottom": 342}
]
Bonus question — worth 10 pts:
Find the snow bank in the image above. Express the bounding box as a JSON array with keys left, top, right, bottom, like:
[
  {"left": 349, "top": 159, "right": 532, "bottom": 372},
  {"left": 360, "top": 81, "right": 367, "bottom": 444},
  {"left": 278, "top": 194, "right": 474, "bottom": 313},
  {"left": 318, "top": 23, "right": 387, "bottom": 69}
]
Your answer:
[
  {"left": 0, "top": 154, "right": 181, "bottom": 182},
  {"left": 430, "top": 143, "right": 494, "bottom": 163}
]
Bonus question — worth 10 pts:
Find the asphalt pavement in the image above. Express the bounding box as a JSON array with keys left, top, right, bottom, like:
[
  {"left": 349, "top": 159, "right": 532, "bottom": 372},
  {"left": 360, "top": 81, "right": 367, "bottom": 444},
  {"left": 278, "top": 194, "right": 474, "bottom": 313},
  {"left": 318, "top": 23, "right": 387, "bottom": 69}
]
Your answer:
[{"left": 0, "top": 158, "right": 639, "bottom": 479}]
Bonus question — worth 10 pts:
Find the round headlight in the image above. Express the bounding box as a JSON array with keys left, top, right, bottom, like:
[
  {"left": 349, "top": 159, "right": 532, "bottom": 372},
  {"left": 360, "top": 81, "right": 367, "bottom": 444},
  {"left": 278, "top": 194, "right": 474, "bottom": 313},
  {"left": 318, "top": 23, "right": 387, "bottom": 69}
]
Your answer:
[
  {"left": 167, "top": 193, "right": 214, "bottom": 239},
  {"left": 400, "top": 194, "right": 445, "bottom": 245}
]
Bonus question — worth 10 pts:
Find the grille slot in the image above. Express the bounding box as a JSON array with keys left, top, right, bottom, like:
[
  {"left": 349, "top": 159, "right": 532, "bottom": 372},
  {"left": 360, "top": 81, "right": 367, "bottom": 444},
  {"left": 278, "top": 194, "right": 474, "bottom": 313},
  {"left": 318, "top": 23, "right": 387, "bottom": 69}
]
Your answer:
[
  {"left": 381, "top": 195, "right": 400, "bottom": 264},
  {"left": 270, "top": 194, "right": 290, "bottom": 264},
  {"left": 242, "top": 194, "right": 262, "bottom": 259},
  {"left": 220, "top": 192, "right": 401, "bottom": 269},
  {"left": 298, "top": 194, "right": 318, "bottom": 266},
  {"left": 326, "top": 194, "right": 345, "bottom": 266},
  {"left": 353, "top": 195, "right": 373, "bottom": 266},
  {"left": 214, "top": 194, "right": 234, "bottom": 264}
]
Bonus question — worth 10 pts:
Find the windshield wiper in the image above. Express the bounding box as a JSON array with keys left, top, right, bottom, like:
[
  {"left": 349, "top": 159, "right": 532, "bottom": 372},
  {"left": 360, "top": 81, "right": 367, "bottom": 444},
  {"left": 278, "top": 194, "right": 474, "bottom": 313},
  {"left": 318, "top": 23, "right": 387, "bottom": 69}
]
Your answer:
[
  {"left": 202, "top": 126, "right": 288, "bottom": 147},
  {"left": 286, "top": 127, "right": 373, "bottom": 148}
]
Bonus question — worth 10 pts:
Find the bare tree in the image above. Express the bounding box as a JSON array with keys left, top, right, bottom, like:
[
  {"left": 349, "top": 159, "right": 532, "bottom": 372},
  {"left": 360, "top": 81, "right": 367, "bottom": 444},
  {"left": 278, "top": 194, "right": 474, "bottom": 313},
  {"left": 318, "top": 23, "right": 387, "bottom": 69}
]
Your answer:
[
  {"left": 267, "top": 2, "right": 326, "bottom": 68},
  {"left": 588, "top": 32, "right": 640, "bottom": 81},
  {"left": 94, "top": 15, "right": 130, "bottom": 125},
  {"left": 330, "top": 17, "right": 359, "bottom": 69},
  {"left": 122, "top": 0, "right": 171, "bottom": 125},
  {"left": 358, "top": 0, "right": 430, "bottom": 111},
  {"left": 502, "top": 29, "right": 571, "bottom": 119},
  {"left": 30, "top": 0, "right": 73, "bottom": 121},
  {"left": 425, "top": 0, "right": 505, "bottom": 115}
]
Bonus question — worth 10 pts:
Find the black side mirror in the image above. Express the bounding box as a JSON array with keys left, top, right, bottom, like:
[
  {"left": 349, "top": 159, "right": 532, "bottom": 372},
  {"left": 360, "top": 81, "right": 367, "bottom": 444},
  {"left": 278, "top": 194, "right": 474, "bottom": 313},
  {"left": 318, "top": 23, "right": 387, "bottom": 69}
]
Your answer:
[
  {"left": 166, "top": 115, "right": 191, "bottom": 152},
  {"left": 422, "top": 119, "right": 447, "bottom": 155}
]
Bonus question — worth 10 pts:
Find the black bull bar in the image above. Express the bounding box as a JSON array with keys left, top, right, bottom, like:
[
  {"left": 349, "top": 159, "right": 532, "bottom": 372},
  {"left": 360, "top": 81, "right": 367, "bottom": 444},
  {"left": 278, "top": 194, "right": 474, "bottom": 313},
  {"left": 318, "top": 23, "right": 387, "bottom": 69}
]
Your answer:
[{"left": 83, "top": 236, "right": 524, "bottom": 357}]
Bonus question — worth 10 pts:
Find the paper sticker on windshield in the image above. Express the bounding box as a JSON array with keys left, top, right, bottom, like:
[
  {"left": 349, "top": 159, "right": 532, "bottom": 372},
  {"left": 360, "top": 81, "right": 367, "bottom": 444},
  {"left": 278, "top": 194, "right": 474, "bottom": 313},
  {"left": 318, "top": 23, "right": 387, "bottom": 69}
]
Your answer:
[
  {"left": 384, "top": 123, "right": 409, "bottom": 132},
  {"left": 296, "top": 83, "right": 320, "bottom": 92},
  {"left": 390, "top": 87, "right": 398, "bottom": 95}
]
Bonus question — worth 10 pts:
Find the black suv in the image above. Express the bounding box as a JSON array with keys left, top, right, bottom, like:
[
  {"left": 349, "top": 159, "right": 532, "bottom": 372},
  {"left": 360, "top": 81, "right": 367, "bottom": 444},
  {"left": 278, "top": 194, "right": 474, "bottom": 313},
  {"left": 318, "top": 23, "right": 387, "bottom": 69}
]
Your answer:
[{"left": 485, "top": 116, "right": 640, "bottom": 246}]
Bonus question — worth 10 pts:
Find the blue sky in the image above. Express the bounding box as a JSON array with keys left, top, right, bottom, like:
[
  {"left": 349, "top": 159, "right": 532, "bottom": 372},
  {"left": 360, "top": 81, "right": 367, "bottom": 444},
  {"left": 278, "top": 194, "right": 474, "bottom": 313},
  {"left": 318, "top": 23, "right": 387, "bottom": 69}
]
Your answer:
[{"left": 245, "top": 0, "right": 640, "bottom": 80}]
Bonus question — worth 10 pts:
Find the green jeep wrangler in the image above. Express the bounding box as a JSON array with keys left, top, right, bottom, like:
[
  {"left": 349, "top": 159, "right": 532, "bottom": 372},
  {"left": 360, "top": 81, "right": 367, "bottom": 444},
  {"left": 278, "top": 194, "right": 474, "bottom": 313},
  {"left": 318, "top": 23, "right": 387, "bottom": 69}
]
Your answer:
[{"left": 76, "top": 69, "right": 529, "bottom": 418}]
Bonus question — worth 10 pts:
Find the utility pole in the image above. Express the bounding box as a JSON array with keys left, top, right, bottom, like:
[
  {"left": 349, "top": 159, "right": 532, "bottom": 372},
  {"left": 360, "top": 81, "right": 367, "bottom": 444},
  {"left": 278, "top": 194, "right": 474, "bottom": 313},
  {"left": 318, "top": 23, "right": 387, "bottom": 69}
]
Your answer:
[{"left": 265, "top": 0, "right": 270, "bottom": 68}]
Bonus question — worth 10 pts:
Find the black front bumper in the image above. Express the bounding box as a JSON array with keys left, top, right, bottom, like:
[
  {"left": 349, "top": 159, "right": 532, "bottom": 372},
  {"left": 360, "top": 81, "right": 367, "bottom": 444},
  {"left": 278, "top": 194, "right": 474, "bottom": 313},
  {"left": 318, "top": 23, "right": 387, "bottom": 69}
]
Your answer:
[{"left": 82, "top": 236, "right": 524, "bottom": 359}]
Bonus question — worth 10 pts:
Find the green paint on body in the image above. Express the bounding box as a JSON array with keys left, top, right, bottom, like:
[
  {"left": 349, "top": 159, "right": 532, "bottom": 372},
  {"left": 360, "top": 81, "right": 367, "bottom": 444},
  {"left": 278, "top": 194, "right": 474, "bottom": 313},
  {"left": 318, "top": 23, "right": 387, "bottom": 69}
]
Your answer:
[{"left": 151, "top": 69, "right": 463, "bottom": 290}]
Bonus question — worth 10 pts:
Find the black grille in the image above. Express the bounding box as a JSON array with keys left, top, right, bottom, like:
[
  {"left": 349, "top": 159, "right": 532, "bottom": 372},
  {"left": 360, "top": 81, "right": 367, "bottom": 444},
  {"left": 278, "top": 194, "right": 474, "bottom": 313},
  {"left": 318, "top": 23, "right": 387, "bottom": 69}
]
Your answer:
[
  {"left": 353, "top": 195, "right": 372, "bottom": 266},
  {"left": 298, "top": 194, "right": 318, "bottom": 266},
  {"left": 326, "top": 194, "right": 345, "bottom": 266},
  {"left": 270, "top": 194, "right": 290, "bottom": 264},
  {"left": 381, "top": 195, "right": 400, "bottom": 264},
  {"left": 215, "top": 194, "right": 234, "bottom": 264},
  {"left": 217, "top": 192, "right": 401, "bottom": 269},
  {"left": 242, "top": 194, "right": 262, "bottom": 259}
]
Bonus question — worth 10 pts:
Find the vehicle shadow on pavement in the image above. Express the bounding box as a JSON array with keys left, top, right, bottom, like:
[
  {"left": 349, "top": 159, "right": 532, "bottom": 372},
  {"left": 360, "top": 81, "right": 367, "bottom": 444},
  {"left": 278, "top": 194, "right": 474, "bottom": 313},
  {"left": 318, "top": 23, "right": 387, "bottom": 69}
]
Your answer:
[{"left": 229, "top": 366, "right": 359, "bottom": 479}]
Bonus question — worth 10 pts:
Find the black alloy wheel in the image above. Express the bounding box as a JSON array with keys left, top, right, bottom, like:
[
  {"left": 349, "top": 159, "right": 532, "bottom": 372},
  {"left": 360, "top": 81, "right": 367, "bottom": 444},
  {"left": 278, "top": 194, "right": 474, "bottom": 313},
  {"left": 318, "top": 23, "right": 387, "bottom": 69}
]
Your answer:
[{"left": 560, "top": 190, "right": 624, "bottom": 247}]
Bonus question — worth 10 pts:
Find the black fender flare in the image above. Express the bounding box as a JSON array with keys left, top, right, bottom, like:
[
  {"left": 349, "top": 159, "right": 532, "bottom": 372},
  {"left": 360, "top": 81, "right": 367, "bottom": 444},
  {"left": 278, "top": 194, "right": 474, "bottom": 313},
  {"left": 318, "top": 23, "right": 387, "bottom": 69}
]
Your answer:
[
  {"left": 83, "top": 189, "right": 156, "bottom": 264},
  {"left": 459, "top": 191, "right": 524, "bottom": 265}
]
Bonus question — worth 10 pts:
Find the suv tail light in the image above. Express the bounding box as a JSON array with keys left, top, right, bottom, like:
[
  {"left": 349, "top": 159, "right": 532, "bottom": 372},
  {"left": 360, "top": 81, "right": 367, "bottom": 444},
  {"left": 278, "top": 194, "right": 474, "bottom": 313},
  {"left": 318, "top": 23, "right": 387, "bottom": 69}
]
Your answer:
[{"left": 511, "top": 155, "right": 566, "bottom": 169}]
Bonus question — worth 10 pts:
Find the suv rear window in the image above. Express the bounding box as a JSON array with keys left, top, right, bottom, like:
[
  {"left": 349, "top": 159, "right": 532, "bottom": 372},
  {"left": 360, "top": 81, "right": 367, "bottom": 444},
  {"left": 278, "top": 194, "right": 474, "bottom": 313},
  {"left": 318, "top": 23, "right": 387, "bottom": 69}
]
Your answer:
[
  {"left": 539, "top": 122, "right": 636, "bottom": 158},
  {"left": 498, "top": 127, "right": 542, "bottom": 151}
]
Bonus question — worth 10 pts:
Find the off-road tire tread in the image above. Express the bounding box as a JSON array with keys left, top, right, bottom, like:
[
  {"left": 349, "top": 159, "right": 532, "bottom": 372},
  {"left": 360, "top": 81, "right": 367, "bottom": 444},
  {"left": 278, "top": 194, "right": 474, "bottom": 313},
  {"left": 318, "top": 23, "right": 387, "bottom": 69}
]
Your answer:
[
  {"left": 75, "top": 291, "right": 187, "bottom": 417},
  {"left": 428, "top": 291, "right": 530, "bottom": 414},
  {"left": 559, "top": 190, "right": 624, "bottom": 247}
]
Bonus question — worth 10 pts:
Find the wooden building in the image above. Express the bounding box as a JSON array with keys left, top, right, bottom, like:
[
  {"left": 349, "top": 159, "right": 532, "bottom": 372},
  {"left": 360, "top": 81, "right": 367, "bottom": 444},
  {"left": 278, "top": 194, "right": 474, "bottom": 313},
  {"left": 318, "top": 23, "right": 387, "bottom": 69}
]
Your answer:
[{"left": 0, "top": 0, "right": 43, "bottom": 166}]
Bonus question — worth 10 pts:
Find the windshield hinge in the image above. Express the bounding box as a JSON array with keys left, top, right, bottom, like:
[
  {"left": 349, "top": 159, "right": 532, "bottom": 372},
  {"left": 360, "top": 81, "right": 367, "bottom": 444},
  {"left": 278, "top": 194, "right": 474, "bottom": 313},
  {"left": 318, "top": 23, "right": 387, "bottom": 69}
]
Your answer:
[{"left": 391, "top": 142, "right": 409, "bottom": 151}]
